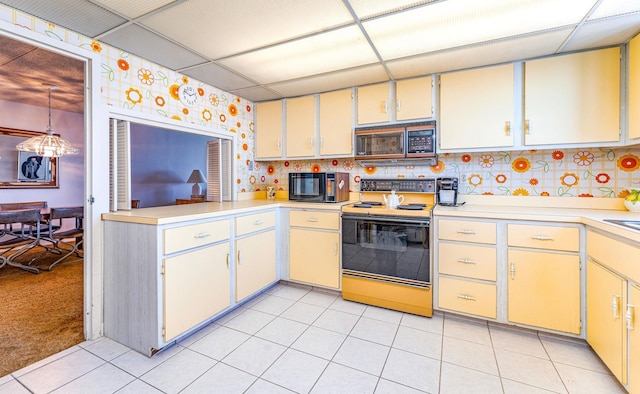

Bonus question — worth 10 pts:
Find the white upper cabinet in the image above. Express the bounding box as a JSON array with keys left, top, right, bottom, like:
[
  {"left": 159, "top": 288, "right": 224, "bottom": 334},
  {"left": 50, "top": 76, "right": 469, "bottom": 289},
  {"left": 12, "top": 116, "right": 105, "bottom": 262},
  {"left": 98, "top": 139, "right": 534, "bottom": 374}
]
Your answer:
[
  {"left": 357, "top": 76, "right": 434, "bottom": 125},
  {"left": 629, "top": 34, "right": 640, "bottom": 141},
  {"left": 255, "top": 101, "right": 283, "bottom": 160},
  {"left": 285, "top": 96, "right": 316, "bottom": 158},
  {"left": 396, "top": 76, "right": 433, "bottom": 121},
  {"left": 440, "top": 64, "right": 514, "bottom": 150},
  {"left": 357, "top": 82, "right": 391, "bottom": 124},
  {"left": 524, "top": 47, "right": 620, "bottom": 146},
  {"left": 319, "top": 89, "right": 354, "bottom": 156}
]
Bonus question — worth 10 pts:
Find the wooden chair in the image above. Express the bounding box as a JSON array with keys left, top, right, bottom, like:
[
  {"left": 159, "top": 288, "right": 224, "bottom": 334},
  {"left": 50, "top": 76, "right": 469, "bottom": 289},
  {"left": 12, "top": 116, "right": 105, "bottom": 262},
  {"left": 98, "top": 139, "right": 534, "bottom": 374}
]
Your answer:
[
  {"left": 0, "top": 209, "right": 42, "bottom": 274},
  {"left": 38, "top": 206, "right": 84, "bottom": 271}
]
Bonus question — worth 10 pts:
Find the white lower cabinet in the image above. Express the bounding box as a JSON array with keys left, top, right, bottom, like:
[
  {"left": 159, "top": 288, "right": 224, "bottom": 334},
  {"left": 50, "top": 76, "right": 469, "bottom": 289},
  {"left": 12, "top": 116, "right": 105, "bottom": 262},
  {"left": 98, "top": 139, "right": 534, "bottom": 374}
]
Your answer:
[
  {"left": 630, "top": 284, "right": 640, "bottom": 394},
  {"left": 163, "top": 243, "right": 230, "bottom": 341},
  {"left": 288, "top": 209, "right": 340, "bottom": 289},
  {"left": 104, "top": 209, "right": 279, "bottom": 356}
]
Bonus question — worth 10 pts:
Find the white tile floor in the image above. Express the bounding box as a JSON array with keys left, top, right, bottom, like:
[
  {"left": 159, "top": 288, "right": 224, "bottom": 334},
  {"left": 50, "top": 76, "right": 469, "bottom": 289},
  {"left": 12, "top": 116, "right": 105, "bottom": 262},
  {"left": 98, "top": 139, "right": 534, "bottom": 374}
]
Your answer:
[{"left": 0, "top": 282, "right": 627, "bottom": 394}]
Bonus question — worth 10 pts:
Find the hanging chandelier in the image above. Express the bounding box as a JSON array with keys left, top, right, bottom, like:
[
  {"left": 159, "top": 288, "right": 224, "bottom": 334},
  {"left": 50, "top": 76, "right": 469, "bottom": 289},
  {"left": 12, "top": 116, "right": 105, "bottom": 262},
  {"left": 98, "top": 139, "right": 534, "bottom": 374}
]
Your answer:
[{"left": 16, "top": 86, "right": 79, "bottom": 157}]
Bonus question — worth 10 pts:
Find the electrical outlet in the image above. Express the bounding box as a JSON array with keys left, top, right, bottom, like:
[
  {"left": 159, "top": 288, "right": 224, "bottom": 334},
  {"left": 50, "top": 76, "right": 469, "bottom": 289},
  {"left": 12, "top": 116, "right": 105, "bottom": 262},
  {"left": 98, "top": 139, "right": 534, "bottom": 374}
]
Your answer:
[{"left": 248, "top": 160, "right": 254, "bottom": 171}]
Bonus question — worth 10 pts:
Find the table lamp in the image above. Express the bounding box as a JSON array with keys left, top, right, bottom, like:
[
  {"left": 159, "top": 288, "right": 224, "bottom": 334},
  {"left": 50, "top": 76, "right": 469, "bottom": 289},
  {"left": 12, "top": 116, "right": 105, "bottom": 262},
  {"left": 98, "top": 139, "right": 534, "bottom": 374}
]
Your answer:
[{"left": 187, "top": 169, "right": 206, "bottom": 198}]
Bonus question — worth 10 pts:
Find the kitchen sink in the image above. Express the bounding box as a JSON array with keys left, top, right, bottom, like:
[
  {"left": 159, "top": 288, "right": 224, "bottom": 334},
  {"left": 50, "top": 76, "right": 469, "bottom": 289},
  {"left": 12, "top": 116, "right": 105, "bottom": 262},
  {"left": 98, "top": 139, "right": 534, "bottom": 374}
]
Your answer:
[{"left": 604, "top": 219, "right": 640, "bottom": 231}]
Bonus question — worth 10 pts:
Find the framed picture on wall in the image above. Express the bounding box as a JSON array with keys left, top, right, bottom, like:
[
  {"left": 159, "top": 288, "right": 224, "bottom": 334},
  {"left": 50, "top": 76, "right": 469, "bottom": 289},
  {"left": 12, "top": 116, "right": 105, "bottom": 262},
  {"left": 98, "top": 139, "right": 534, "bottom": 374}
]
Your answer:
[{"left": 17, "top": 151, "right": 51, "bottom": 182}]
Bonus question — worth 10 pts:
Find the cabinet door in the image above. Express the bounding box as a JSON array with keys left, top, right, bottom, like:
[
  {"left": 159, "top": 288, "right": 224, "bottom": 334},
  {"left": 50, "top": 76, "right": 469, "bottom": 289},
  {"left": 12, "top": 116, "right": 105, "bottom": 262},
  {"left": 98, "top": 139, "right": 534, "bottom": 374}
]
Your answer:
[
  {"left": 255, "top": 101, "right": 283, "bottom": 159},
  {"left": 163, "top": 243, "right": 230, "bottom": 341},
  {"left": 440, "top": 64, "right": 514, "bottom": 149},
  {"left": 507, "top": 250, "right": 580, "bottom": 333},
  {"left": 236, "top": 230, "right": 277, "bottom": 302},
  {"left": 630, "top": 285, "right": 640, "bottom": 394},
  {"left": 524, "top": 47, "right": 620, "bottom": 146},
  {"left": 290, "top": 228, "right": 340, "bottom": 288},
  {"left": 357, "top": 83, "right": 390, "bottom": 124},
  {"left": 319, "top": 89, "right": 353, "bottom": 156},
  {"left": 396, "top": 76, "right": 433, "bottom": 121},
  {"left": 587, "top": 259, "right": 627, "bottom": 384},
  {"left": 630, "top": 34, "right": 640, "bottom": 140},
  {"left": 286, "top": 96, "right": 316, "bottom": 157}
]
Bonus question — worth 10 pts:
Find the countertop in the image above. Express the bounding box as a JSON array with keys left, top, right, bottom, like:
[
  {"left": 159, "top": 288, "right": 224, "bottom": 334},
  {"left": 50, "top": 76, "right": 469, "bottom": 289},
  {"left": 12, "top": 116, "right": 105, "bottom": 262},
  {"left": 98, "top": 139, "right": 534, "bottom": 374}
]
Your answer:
[
  {"left": 101, "top": 199, "right": 349, "bottom": 225},
  {"left": 433, "top": 195, "right": 640, "bottom": 243}
]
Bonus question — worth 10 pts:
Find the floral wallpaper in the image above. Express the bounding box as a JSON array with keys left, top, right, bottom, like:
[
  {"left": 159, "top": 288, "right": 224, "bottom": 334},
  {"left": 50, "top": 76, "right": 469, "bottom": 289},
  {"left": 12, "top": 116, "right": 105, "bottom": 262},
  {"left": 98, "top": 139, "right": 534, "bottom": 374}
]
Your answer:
[
  {"left": 1, "top": 5, "right": 639, "bottom": 199},
  {"left": 0, "top": 6, "right": 258, "bottom": 194},
  {"left": 259, "top": 146, "right": 640, "bottom": 198}
]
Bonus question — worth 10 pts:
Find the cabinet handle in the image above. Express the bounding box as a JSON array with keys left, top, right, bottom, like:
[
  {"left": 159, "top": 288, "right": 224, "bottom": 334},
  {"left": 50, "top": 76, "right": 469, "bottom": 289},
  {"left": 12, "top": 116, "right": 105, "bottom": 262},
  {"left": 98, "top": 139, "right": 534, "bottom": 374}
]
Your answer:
[
  {"left": 612, "top": 295, "right": 620, "bottom": 318},
  {"left": 277, "top": 139, "right": 281, "bottom": 150},
  {"left": 237, "top": 250, "right": 241, "bottom": 265},
  {"left": 531, "top": 234, "right": 554, "bottom": 241},
  {"left": 457, "top": 294, "right": 476, "bottom": 301},
  {"left": 253, "top": 220, "right": 264, "bottom": 226},
  {"left": 510, "top": 262, "right": 516, "bottom": 280},
  {"left": 456, "top": 229, "right": 475, "bottom": 235},
  {"left": 525, "top": 119, "right": 530, "bottom": 135},
  {"left": 309, "top": 138, "right": 314, "bottom": 149},
  {"left": 226, "top": 253, "right": 229, "bottom": 268},
  {"left": 194, "top": 232, "right": 211, "bottom": 239},
  {"left": 334, "top": 243, "right": 338, "bottom": 256},
  {"left": 626, "top": 304, "right": 635, "bottom": 330},
  {"left": 397, "top": 99, "right": 401, "bottom": 112},
  {"left": 306, "top": 218, "right": 319, "bottom": 222},
  {"left": 321, "top": 137, "right": 324, "bottom": 148},
  {"left": 457, "top": 258, "right": 476, "bottom": 264},
  {"left": 504, "top": 121, "right": 510, "bottom": 136}
]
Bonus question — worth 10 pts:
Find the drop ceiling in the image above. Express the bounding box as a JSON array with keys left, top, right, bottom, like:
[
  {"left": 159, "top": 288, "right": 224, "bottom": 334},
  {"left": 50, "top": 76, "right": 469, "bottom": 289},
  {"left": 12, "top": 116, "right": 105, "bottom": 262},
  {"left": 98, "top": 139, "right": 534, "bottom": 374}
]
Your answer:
[{"left": 1, "top": 0, "right": 640, "bottom": 106}]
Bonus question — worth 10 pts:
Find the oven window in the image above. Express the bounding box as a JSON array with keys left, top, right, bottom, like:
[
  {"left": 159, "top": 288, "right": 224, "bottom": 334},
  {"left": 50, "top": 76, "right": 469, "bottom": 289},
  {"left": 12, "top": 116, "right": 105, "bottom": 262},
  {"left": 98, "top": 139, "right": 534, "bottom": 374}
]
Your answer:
[{"left": 342, "top": 218, "right": 430, "bottom": 283}]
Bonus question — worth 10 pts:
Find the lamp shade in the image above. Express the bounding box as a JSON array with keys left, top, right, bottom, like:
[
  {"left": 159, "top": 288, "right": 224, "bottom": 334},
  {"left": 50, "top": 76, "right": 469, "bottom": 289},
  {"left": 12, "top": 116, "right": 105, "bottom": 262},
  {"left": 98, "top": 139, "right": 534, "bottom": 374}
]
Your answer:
[{"left": 187, "top": 169, "right": 206, "bottom": 184}]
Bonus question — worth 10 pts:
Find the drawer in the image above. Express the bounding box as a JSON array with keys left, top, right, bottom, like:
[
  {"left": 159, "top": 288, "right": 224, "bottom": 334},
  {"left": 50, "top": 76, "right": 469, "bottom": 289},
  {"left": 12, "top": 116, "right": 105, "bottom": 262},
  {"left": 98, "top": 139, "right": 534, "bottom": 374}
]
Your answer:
[
  {"left": 438, "top": 242, "right": 497, "bottom": 281},
  {"left": 290, "top": 210, "right": 339, "bottom": 230},
  {"left": 438, "top": 219, "right": 496, "bottom": 244},
  {"left": 163, "top": 219, "right": 230, "bottom": 255},
  {"left": 588, "top": 230, "right": 640, "bottom": 283},
  {"left": 438, "top": 276, "right": 497, "bottom": 319},
  {"left": 508, "top": 223, "right": 579, "bottom": 252},
  {"left": 235, "top": 210, "right": 276, "bottom": 236}
]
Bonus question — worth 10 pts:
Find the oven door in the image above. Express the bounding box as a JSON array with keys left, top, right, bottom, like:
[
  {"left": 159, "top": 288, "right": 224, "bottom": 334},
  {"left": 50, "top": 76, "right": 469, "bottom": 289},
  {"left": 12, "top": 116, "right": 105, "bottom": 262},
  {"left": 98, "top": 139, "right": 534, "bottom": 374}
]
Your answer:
[{"left": 342, "top": 214, "right": 430, "bottom": 285}]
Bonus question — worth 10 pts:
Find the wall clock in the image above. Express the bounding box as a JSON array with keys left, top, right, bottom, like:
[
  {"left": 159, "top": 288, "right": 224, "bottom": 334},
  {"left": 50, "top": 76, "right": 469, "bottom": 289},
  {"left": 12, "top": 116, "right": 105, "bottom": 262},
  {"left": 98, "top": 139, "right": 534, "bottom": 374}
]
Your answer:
[{"left": 178, "top": 84, "right": 199, "bottom": 107}]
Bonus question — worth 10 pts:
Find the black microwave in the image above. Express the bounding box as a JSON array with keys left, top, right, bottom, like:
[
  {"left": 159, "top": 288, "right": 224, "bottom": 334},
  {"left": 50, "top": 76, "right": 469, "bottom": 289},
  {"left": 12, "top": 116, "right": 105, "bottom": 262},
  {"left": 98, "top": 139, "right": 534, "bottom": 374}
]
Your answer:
[{"left": 289, "top": 172, "right": 350, "bottom": 203}]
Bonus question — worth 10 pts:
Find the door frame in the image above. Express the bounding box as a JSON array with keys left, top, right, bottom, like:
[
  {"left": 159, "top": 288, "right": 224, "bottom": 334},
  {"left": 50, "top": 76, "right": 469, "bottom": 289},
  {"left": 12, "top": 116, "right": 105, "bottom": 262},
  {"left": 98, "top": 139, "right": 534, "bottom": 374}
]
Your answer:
[{"left": 0, "top": 22, "right": 107, "bottom": 340}]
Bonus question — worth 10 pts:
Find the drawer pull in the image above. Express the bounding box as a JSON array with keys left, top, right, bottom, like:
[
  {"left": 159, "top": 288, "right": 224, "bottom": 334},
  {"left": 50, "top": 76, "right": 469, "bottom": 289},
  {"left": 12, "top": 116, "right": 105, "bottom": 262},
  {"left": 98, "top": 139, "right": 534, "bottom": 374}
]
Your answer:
[
  {"left": 457, "top": 259, "right": 476, "bottom": 264},
  {"left": 457, "top": 294, "right": 476, "bottom": 301},
  {"left": 626, "top": 304, "right": 635, "bottom": 330},
  {"left": 531, "top": 234, "right": 554, "bottom": 241},
  {"left": 253, "top": 220, "right": 264, "bottom": 226},
  {"left": 456, "top": 229, "right": 476, "bottom": 235},
  {"left": 612, "top": 295, "right": 620, "bottom": 318},
  {"left": 194, "top": 233, "right": 211, "bottom": 239},
  {"left": 307, "top": 218, "right": 319, "bottom": 223}
]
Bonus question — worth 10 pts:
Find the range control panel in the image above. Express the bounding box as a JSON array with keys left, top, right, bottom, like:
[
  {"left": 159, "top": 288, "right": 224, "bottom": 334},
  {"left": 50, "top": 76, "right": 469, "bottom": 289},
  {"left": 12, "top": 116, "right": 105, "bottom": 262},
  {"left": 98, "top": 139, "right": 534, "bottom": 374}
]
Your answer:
[{"left": 360, "top": 178, "right": 436, "bottom": 193}]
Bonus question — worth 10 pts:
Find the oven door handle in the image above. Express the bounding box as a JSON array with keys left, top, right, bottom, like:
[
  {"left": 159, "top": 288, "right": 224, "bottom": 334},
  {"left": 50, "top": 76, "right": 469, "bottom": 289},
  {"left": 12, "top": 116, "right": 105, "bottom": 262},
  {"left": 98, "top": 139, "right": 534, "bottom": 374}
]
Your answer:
[{"left": 342, "top": 214, "right": 429, "bottom": 226}]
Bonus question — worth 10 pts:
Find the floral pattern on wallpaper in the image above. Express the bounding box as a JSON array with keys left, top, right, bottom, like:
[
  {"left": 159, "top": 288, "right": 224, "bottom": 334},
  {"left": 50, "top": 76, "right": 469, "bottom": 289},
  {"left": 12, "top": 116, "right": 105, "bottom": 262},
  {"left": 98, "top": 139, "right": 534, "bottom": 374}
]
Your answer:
[
  {"left": 259, "top": 147, "right": 640, "bottom": 198},
  {"left": 0, "top": 6, "right": 258, "bottom": 194}
]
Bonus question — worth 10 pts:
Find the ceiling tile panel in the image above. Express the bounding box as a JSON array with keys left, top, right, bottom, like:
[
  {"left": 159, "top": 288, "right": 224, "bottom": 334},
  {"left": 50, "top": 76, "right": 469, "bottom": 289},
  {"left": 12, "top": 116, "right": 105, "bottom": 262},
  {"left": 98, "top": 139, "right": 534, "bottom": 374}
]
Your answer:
[
  {"left": 139, "top": 0, "right": 354, "bottom": 59},
  {"left": 347, "top": 0, "right": 437, "bottom": 20},
  {"left": 93, "top": 0, "right": 176, "bottom": 19},
  {"left": 100, "top": 24, "right": 208, "bottom": 70},
  {"left": 182, "top": 63, "right": 256, "bottom": 92},
  {"left": 386, "top": 28, "right": 573, "bottom": 78},
  {"left": 229, "top": 86, "right": 282, "bottom": 102},
  {"left": 364, "top": 0, "right": 597, "bottom": 61},
  {"left": 219, "top": 26, "right": 379, "bottom": 84},
  {"left": 589, "top": 0, "right": 640, "bottom": 19},
  {"left": 0, "top": 0, "right": 127, "bottom": 37},
  {"left": 266, "top": 64, "right": 388, "bottom": 98},
  {"left": 561, "top": 14, "right": 640, "bottom": 53}
]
